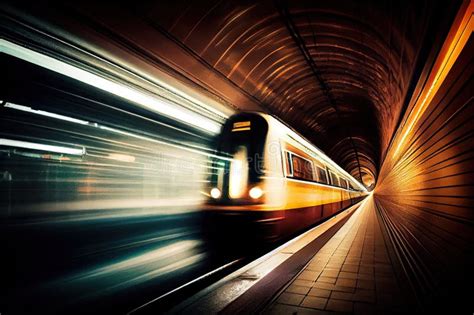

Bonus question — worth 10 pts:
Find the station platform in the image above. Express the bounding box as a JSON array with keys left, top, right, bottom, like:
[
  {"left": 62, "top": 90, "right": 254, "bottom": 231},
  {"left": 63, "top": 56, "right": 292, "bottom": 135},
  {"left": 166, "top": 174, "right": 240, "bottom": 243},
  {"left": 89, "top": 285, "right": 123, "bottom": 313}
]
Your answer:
[
  {"left": 161, "top": 197, "right": 402, "bottom": 314},
  {"left": 164, "top": 193, "right": 472, "bottom": 315},
  {"left": 265, "top": 195, "right": 407, "bottom": 314}
]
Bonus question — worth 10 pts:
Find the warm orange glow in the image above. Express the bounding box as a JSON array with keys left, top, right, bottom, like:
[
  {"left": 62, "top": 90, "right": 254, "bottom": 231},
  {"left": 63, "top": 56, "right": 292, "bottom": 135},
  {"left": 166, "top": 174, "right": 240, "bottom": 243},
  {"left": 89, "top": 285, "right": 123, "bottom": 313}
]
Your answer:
[
  {"left": 376, "top": 0, "right": 473, "bottom": 200},
  {"left": 361, "top": 173, "right": 374, "bottom": 187},
  {"left": 393, "top": 0, "right": 473, "bottom": 158}
]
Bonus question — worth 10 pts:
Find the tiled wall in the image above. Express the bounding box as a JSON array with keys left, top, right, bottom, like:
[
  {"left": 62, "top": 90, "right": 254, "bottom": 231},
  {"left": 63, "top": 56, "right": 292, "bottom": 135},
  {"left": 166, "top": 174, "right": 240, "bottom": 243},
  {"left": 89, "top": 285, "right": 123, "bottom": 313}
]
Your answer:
[{"left": 375, "top": 9, "right": 473, "bottom": 312}]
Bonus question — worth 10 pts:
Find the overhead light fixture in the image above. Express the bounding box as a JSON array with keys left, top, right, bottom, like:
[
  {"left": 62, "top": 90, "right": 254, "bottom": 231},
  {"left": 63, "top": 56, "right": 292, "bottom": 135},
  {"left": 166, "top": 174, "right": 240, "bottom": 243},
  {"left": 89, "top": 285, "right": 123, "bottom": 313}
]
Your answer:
[{"left": 0, "top": 39, "right": 222, "bottom": 134}]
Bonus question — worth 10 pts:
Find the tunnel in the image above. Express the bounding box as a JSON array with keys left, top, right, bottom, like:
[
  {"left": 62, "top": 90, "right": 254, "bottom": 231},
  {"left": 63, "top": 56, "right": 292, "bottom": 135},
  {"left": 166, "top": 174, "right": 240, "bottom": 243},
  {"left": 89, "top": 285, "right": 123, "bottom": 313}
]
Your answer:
[{"left": 1, "top": 1, "right": 473, "bottom": 314}]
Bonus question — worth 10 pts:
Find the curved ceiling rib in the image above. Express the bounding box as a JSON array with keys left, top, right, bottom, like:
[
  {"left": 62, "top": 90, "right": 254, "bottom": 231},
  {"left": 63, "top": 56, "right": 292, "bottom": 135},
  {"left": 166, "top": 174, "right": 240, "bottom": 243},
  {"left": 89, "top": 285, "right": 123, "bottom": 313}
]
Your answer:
[
  {"left": 134, "top": 1, "right": 458, "bottom": 186},
  {"left": 274, "top": 0, "right": 364, "bottom": 182},
  {"left": 8, "top": 1, "right": 457, "bottom": 187}
]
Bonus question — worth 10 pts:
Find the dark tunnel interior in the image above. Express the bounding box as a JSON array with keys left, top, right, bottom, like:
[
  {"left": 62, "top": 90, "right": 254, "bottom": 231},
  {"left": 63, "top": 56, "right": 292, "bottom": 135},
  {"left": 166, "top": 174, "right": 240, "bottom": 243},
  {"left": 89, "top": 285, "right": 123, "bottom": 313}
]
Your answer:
[
  {"left": 4, "top": 1, "right": 463, "bottom": 186},
  {"left": 130, "top": 0, "right": 462, "bottom": 186},
  {"left": 1, "top": 1, "right": 473, "bottom": 314}
]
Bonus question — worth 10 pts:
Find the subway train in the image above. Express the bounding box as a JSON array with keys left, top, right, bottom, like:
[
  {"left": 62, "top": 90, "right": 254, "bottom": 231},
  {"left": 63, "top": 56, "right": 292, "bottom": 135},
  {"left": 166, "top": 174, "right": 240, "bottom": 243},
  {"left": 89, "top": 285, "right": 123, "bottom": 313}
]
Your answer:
[{"left": 204, "top": 112, "right": 367, "bottom": 243}]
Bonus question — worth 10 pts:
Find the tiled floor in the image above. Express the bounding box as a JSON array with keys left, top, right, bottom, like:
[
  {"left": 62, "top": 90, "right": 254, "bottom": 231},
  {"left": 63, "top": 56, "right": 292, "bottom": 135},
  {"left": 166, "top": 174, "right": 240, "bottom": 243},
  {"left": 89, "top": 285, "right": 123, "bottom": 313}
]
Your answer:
[{"left": 266, "top": 196, "right": 408, "bottom": 314}]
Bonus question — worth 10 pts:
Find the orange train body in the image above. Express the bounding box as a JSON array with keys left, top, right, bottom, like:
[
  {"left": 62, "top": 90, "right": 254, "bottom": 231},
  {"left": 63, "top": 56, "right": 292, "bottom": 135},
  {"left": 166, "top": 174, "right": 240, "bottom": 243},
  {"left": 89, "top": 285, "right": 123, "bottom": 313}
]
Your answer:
[{"left": 204, "top": 112, "right": 367, "bottom": 242}]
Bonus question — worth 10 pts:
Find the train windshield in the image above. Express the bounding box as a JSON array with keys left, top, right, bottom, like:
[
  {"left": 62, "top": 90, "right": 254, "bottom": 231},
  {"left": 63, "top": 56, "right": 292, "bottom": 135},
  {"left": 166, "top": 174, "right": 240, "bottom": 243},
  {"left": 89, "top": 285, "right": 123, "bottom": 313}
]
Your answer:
[{"left": 213, "top": 113, "right": 268, "bottom": 199}]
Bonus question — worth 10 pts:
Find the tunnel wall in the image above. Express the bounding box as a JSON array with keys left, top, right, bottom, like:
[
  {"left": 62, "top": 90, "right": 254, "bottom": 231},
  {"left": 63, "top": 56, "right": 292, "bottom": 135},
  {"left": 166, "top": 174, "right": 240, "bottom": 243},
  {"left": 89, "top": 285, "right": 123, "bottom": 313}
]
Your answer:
[{"left": 374, "top": 6, "right": 473, "bottom": 312}]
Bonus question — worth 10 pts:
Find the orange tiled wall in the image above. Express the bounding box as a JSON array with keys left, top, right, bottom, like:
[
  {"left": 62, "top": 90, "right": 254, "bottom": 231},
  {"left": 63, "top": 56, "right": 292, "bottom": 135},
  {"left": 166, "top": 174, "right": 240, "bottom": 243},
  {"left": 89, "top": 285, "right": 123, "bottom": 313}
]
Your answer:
[{"left": 374, "top": 20, "right": 473, "bottom": 312}]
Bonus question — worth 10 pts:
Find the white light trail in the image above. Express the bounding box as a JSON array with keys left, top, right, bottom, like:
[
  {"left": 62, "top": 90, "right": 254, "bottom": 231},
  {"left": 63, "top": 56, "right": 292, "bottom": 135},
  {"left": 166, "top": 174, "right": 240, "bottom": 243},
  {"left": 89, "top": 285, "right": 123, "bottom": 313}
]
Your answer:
[
  {"left": 0, "top": 39, "right": 222, "bottom": 134},
  {"left": 98, "top": 125, "right": 232, "bottom": 161},
  {"left": 0, "top": 138, "right": 85, "bottom": 156},
  {"left": 4, "top": 102, "right": 90, "bottom": 125},
  {"left": 3, "top": 100, "right": 231, "bottom": 162}
]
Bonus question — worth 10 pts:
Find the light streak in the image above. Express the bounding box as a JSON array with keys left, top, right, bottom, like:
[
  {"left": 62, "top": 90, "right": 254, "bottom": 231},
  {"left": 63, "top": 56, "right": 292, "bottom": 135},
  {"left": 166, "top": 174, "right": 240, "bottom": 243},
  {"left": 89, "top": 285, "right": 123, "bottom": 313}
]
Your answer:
[
  {"left": 4, "top": 103, "right": 90, "bottom": 125},
  {"left": 0, "top": 138, "right": 85, "bottom": 156},
  {"left": 3, "top": 101, "right": 231, "bottom": 162},
  {"left": 0, "top": 39, "right": 222, "bottom": 134},
  {"left": 106, "top": 153, "right": 136, "bottom": 163},
  {"left": 393, "top": 1, "right": 473, "bottom": 158},
  {"left": 98, "top": 125, "right": 232, "bottom": 161},
  {"left": 128, "top": 258, "right": 242, "bottom": 314}
]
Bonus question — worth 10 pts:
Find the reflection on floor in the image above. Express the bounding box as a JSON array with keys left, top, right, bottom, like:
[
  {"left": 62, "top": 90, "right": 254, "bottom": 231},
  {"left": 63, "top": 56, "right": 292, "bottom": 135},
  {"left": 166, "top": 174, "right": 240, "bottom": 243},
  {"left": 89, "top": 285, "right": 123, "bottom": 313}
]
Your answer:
[{"left": 267, "top": 195, "right": 410, "bottom": 314}]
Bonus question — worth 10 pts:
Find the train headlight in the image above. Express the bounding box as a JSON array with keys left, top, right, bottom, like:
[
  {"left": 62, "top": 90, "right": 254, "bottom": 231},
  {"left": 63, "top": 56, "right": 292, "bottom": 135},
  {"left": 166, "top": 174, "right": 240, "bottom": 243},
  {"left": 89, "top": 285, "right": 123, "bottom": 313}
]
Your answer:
[
  {"left": 210, "top": 188, "right": 221, "bottom": 199},
  {"left": 249, "top": 186, "right": 263, "bottom": 199}
]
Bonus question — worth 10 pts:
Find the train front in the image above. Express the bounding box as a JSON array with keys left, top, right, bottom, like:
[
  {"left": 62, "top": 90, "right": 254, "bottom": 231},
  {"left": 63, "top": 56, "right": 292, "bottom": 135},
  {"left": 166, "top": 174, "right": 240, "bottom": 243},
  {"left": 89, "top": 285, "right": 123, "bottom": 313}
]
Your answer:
[{"left": 203, "top": 113, "right": 284, "bottom": 245}]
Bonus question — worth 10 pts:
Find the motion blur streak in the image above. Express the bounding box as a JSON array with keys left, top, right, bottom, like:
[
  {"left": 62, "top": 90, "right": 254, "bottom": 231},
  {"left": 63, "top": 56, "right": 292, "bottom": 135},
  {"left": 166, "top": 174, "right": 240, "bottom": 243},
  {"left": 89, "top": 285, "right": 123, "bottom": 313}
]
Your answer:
[
  {"left": 4, "top": 101, "right": 229, "bottom": 160},
  {"left": 375, "top": 2, "right": 474, "bottom": 309},
  {"left": 0, "top": 39, "right": 224, "bottom": 134},
  {"left": 97, "top": 125, "right": 231, "bottom": 160},
  {"left": 393, "top": 0, "right": 474, "bottom": 158},
  {"left": 0, "top": 138, "right": 85, "bottom": 156},
  {"left": 67, "top": 240, "right": 203, "bottom": 287},
  {"left": 0, "top": 34, "right": 234, "bottom": 314},
  {"left": 2, "top": 99, "right": 232, "bottom": 218},
  {"left": 5, "top": 102, "right": 90, "bottom": 125}
]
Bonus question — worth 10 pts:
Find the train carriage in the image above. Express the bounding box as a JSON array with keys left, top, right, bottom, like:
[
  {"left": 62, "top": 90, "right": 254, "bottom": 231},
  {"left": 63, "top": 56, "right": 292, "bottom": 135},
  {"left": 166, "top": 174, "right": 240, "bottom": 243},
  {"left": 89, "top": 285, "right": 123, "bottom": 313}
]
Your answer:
[{"left": 204, "top": 112, "right": 367, "bottom": 243}]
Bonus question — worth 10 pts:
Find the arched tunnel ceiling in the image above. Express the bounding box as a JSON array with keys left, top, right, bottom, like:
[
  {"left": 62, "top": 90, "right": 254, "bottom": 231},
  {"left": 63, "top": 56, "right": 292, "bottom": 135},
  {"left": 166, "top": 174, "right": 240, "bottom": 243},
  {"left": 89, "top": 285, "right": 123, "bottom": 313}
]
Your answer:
[
  {"left": 132, "top": 0, "right": 455, "bottom": 183},
  {"left": 2, "top": 1, "right": 459, "bottom": 185}
]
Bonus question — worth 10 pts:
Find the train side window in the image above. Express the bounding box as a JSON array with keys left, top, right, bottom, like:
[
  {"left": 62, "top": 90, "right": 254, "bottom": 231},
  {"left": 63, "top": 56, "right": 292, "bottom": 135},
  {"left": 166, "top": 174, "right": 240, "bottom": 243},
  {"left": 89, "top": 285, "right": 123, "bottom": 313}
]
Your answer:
[
  {"left": 341, "top": 178, "right": 348, "bottom": 189},
  {"left": 328, "top": 171, "right": 339, "bottom": 187},
  {"left": 316, "top": 166, "right": 328, "bottom": 184},
  {"left": 291, "top": 154, "right": 314, "bottom": 181},
  {"left": 284, "top": 151, "right": 293, "bottom": 176}
]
